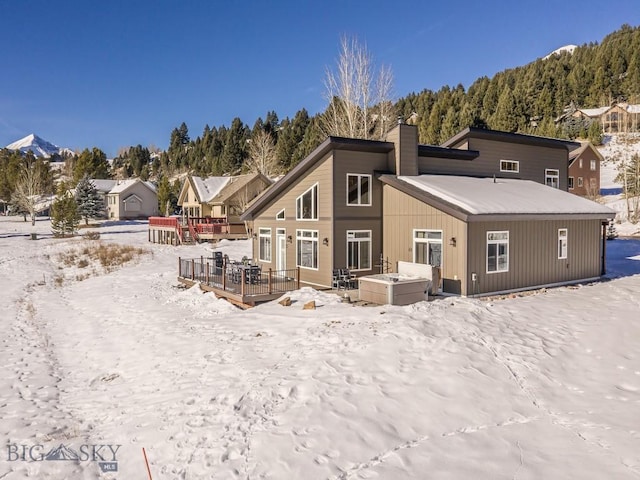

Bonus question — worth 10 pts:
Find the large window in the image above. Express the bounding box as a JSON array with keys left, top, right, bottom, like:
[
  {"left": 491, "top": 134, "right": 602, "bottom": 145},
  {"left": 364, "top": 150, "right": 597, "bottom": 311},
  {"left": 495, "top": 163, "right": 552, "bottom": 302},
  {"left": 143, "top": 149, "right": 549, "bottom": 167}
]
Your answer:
[
  {"left": 487, "top": 231, "right": 509, "bottom": 273},
  {"left": 296, "top": 184, "right": 318, "bottom": 220},
  {"left": 347, "top": 230, "right": 371, "bottom": 271},
  {"left": 545, "top": 169, "right": 560, "bottom": 189},
  {"left": 259, "top": 228, "right": 271, "bottom": 262},
  {"left": 413, "top": 230, "right": 442, "bottom": 267},
  {"left": 347, "top": 174, "right": 371, "bottom": 206},
  {"left": 296, "top": 230, "right": 318, "bottom": 269},
  {"left": 558, "top": 228, "right": 568, "bottom": 259},
  {"left": 500, "top": 160, "right": 520, "bottom": 173}
]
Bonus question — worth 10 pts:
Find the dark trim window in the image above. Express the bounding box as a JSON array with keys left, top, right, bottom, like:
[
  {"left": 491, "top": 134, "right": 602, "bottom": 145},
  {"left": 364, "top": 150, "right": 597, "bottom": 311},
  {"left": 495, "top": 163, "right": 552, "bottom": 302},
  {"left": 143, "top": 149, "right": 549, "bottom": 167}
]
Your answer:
[
  {"left": 259, "top": 228, "right": 271, "bottom": 262},
  {"left": 346, "top": 174, "right": 371, "bottom": 206},
  {"left": 296, "top": 230, "right": 318, "bottom": 269},
  {"left": 296, "top": 184, "right": 318, "bottom": 220},
  {"left": 347, "top": 230, "right": 371, "bottom": 271},
  {"left": 500, "top": 160, "right": 520, "bottom": 173},
  {"left": 487, "top": 231, "right": 509, "bottom": 273}
]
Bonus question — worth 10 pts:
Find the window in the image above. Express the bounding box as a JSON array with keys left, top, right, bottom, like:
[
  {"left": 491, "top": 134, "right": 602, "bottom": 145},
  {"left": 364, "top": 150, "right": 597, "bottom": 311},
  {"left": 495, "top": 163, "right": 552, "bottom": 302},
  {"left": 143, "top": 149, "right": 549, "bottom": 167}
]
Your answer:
[
  {"left": 500, "top": 160, "right": 520, "bottom": 173},
  {"left": 296, "top": 184, "right": 318, "bottom": 220},
  {"left": 347, "top": 231, "right": 371, "bottom": 271},
  {"left": 347, "top": 174, "right": 371, "bottom": 206},
  {"left": 259, "top": 228, "right": 271, "bottom": 262},
  {"left": 296, "top": 230, "right": 318, "bottom": 269},
  {"left": 579, "top": 158, "right": 583, "bottom": 169},
  {"left": 590, "top": 160, "right": 597, "bottom": 171},
  {"left": 558, "top": 229, "right": 568, "bottom": 259},
  {"left": 545, "top": 169, "right": 560, "bottom": 189},
  {"left": 276, "top": 209, "right": 285, "bottom": 220},
  {"left": 578, "top": 177, "right": 584, "bottom": 187},
  {"left": 590, "top": 178, "right": 597, "bottom": 189},
  {"left": 568, "top": 176, "right": 574, "bottom": 189},
  {"left": 487, "top": 231, "right": 509, "bottom": 273},
  {"left": 413, "top": 230, "right": 442, "bottom": 267}
]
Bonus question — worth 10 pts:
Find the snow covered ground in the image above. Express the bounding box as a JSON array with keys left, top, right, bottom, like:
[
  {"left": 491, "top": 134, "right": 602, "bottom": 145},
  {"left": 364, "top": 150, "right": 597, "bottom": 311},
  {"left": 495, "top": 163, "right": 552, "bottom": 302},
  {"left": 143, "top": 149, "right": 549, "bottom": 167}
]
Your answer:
[
  {"left": 1, "top": 217, "right": 640, "bottom": 479},
  {"left": 598, "top": 134, "right": 640, "bottom": 237}
]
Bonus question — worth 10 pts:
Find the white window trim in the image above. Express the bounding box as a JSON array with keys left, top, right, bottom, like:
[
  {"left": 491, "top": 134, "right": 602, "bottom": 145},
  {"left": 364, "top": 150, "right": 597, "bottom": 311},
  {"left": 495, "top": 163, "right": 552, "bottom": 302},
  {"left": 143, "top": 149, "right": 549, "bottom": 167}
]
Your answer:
[
  {"left": 259, "top": 228, "right": 272, "bottom": 262},
  {"left": 413, "top": 229, "right": 443, "bottom": 266},
  {"left": 500, "top": 159, "right": 520, "bottom": 173},
  {"left": 296, "top": 229, "right": 319, "bottom": 270},
  {"left": 346, "top": 230, "right": 372, "bottom": 272},
  {"left": 577, "top": 177, "right": 584, "bottom": 187},
  {"left": 296, "top": 183, "right": 318, "bottom": 221},
  {"left": 346, "top": 173, "right": 372, "bottom": 207},
  {"left": 568, "top": 176, "right": 574, "bottom": 189},
  {"left": 486, "top": 231, "right": 509, "bottom": 274},
  {"left": 276, "top": 208, "right": 285, "bottom": 221},
  {"left": 558, "top": 228, "right": 568, "bottom": 260},
  {"left": 590, "top": 160, "right": 597, "bottom": 171},
  {"left": 545, "top": 169, "right": 560, "bottom": 189}
]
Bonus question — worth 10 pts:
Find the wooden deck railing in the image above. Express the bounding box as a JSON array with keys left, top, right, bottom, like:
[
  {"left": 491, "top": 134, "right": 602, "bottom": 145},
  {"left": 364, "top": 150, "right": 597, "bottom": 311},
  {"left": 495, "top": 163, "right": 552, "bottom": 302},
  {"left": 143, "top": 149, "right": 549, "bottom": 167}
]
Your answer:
[{"left": 178, "top": 257, "right": 300, "bottom": 300}]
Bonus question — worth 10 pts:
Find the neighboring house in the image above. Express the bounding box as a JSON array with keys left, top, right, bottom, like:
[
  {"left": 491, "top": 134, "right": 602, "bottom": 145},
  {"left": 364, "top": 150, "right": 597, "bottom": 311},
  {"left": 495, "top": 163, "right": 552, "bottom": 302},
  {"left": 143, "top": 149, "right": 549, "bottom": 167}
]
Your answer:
[
  {"left": 90, "top": 179, "right": 117, "bottom": 213},
  {"left": 177, "top": 173, "right": 271, "bottom": 234},
  {"left": 241, "top": 124, "right": 614, "bottom": 297},
  {"left": 105, "top": 179, "right": 158, "bottom": 220},
  {"left": 568, "top": 142, "right": 603, "bottom": 198},
  {"left": 571, "top": 102, "right": 640, "bottom": 133}
]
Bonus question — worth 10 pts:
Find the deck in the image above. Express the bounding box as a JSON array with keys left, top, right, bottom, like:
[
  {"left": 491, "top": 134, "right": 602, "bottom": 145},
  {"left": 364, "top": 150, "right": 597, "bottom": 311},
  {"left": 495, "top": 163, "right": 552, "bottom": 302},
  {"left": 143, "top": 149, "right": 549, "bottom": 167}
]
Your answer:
[
  {"left": 149, "top": 216, "right": 248, "bottom": 245},
  {"left": 178, "top": 257, "right": 300, "bottom": 307}
]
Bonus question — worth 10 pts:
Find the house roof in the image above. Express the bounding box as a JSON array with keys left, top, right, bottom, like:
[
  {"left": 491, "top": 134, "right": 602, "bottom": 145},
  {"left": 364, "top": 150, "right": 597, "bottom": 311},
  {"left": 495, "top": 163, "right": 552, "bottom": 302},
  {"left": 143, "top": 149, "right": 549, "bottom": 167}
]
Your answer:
[
  {"left": 381, "top": 174, "right": 614, "bottom": 221},
  {"left": 577, "top": 106, "right": 611, "bottom": 117},
  {"left": 90, "top": 179, "right": 117, "bottom": 193},
  {"left": 191, "top": 176, "right": 232, "bottom": 203},
  {"left": 241, "top": 136, "right": 394, "bottom": 220},
  {"left": 568, "top": 142, "right": 604, "bottom": 165},
  {"left": 441, "top": 127, "right": 580, "bottom": 151},
  {"left": 214, "top": 173, "right": 271, "bottom": 204},
  {"left": 108, "top": 179, "right": 157, "bottom": 194}
]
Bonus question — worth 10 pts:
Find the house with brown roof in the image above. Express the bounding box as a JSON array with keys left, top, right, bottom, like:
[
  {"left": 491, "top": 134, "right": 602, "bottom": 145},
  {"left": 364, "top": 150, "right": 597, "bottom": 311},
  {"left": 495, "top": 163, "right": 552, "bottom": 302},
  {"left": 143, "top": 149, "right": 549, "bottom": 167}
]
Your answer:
[
  {"left": 568, "top": 142, "right": 603, "bottom": 198},
  {"left": 241, "top": 124, "right": 614, "bottom": 297}
]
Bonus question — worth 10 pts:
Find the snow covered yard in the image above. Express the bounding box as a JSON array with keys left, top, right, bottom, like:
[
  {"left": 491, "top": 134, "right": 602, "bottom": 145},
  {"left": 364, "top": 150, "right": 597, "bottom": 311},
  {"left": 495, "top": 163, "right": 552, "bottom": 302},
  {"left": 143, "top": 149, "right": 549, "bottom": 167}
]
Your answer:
[{"left": 1, "top": 216, "right": 640, "bottom": 479}]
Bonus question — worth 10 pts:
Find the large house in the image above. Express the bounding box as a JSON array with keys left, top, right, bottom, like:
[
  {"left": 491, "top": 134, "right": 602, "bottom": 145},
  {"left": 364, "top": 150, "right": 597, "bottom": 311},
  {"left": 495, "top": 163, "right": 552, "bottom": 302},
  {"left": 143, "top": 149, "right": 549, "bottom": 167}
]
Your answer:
[
  {"left": 568, "top": 142, "right": 603, "bottom": 197},
  {"left": 90, "top": 178, "right": 158, "bottom": 220},
  {"left": 177, "top": 173, "right": 271, "bottom": 235},
  {"left": 570, "top": 102, "right": 640, "bottom": 133},
  {"left": 240, "top": 124, "right": 614, "bottom": 297}
]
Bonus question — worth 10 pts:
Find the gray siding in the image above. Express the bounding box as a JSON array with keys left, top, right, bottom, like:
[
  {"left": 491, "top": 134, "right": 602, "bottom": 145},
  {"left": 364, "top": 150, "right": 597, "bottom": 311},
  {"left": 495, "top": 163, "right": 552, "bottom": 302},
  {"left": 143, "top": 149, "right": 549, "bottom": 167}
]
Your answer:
[
  {"left": 467, "top": 219, "right": 603, "bottom": 295},
  {"left": 419, "top": 137, "right": 569, "bottom": 190},
  {"left": 251, "top": 152, "right": 334, "bottom": 288},
  {"left": 382, "top": 185, "right": 468, "bottom": 295}
]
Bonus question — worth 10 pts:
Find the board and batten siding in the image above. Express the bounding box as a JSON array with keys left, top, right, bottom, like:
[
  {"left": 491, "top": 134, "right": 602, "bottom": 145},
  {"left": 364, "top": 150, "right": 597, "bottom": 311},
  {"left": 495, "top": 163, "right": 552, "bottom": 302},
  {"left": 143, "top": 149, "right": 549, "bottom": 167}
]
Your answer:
[
  {"left": 467, "top": 218, "right": 603, "bottom": 296},
  {"left": 332, "top": 149, "right": 389, "bottom": 276},
  {"left": 251, "top": 152, "right": 334, "bottom": 288},
  {"left": 382, "top": 185, "right": 468, "bottom": 295},
  {"left": 420, "top": 137, "right": 568, "bottom": 190}
]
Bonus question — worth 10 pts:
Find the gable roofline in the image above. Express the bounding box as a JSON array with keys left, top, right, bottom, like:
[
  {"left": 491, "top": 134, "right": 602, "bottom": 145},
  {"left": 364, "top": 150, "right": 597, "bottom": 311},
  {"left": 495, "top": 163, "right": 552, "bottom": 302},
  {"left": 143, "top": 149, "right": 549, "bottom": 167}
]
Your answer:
[
  {"left": 441, "top": 127, "right": 580, "bottom": 151},
  {"left": 568, "top": 142, "right": 605, "bottom": 166},
  {"left": 109, "top": 179, "right": 157, "bottom": 196},
  {"left": 213, "top": 172, "right": 272, "bottom": 204},
  {"left": 241, "top": 136, "right": 394, "bottom": 220}
]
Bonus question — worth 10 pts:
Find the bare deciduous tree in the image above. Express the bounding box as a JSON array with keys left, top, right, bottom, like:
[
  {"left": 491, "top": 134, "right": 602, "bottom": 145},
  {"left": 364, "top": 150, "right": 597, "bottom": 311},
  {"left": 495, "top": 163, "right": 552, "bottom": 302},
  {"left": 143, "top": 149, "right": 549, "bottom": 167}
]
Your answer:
[
  {"left": 246, "top": 129, "right": 279, "bottom": 178},
  {"left": 11, "top": 162, "right": 47, "bottom": 226},
  {"left": 321, "top": 36, "right": 395, "bottom": 141}
]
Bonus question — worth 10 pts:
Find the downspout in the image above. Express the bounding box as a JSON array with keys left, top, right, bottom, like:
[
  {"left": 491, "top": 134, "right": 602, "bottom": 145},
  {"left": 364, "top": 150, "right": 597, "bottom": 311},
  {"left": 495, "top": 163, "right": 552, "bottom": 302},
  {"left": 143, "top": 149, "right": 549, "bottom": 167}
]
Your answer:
[{"left": 601, "top": 221, "right": 607, "bottom": 276}]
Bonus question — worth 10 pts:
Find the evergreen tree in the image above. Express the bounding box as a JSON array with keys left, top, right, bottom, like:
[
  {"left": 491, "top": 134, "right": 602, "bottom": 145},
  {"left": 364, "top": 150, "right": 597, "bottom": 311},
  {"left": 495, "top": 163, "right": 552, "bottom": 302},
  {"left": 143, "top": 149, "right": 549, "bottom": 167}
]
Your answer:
[
  {"left": 157, "top": 175, "right": 178, "bottom": 216},
  {"left": 51, "top": 184, "right": 80, "bottom": 237},
  {"left": 73, "top": 148, "right": 110, "bottom": 184},
  {"left": 74, "top": 175, "right": 105, "bottom": 225}
]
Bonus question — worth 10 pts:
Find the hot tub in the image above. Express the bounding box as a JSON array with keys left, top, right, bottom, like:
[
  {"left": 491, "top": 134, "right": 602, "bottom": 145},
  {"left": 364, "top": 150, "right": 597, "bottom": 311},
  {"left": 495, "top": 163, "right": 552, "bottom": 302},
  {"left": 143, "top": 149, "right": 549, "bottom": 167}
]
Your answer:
[{"left": 358, "top": 273, "right": 430, "bottom": 306}]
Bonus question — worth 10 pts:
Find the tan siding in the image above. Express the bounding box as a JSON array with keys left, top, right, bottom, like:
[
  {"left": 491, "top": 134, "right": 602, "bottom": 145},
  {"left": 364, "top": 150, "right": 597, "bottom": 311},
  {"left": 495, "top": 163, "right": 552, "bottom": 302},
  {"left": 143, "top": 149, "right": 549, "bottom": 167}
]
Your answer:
[
  {"left": 419, "top": 138, "right": 569, "bottom": 190},
  {"left": 251, "top": 153, "right": 334, "bottom": 287},
  {"left": 382, "top": 185, "right": 468, "bottom": 295},
  {"left": 467, "top": 219, "right": 603, "bottom": 295}
]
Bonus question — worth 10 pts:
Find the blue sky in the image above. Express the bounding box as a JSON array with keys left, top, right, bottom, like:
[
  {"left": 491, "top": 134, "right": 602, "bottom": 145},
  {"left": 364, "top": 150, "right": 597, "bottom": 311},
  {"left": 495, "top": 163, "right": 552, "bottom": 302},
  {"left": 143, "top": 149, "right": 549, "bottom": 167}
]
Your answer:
[{"left": 1, "top": 0, "right": 639, "bottom": 158}]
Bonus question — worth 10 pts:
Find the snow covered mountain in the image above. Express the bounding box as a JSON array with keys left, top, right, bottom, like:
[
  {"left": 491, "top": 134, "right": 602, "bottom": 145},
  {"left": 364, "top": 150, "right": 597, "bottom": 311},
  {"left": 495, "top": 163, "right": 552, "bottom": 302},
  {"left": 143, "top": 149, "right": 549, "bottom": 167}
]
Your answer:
[
  {"left": 5, "top": 133, "right": 73, "bottom": 158},
  {"left": 543, "top": 44, "right": 577, "bottom": 60}
]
